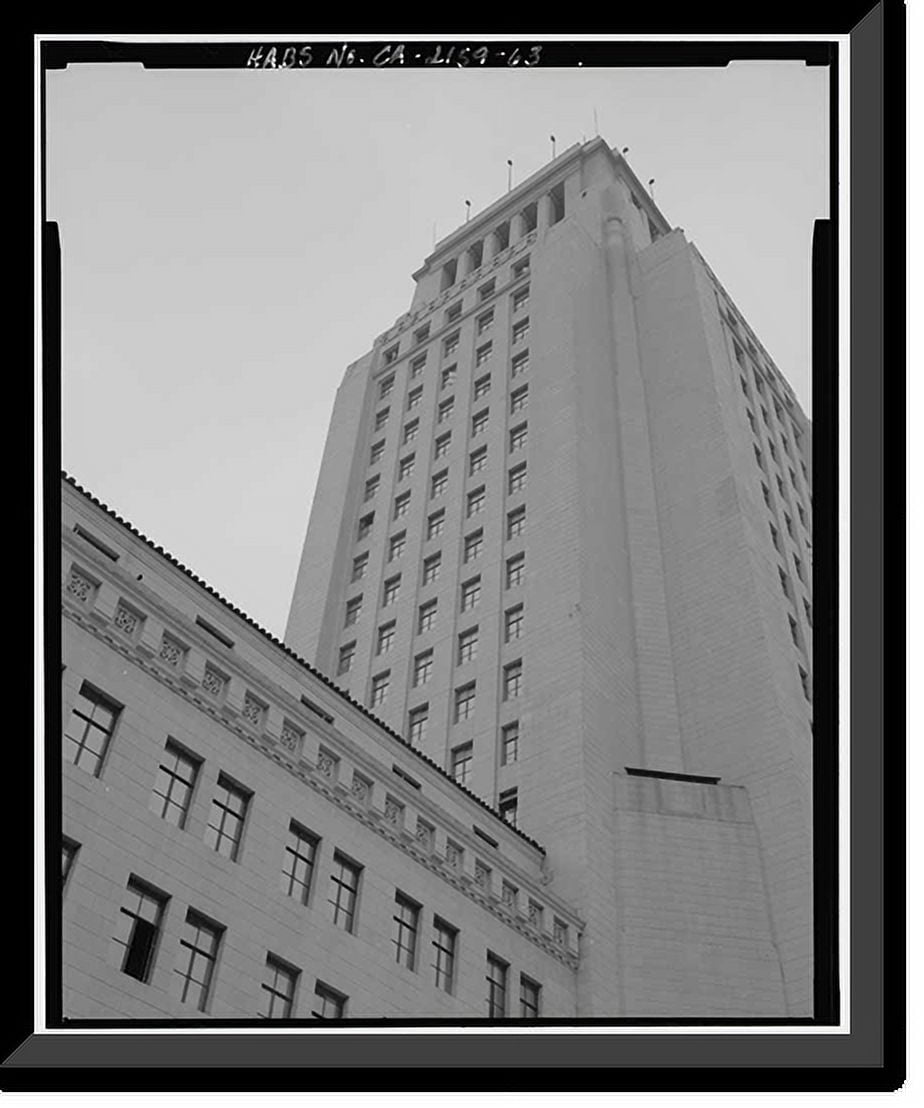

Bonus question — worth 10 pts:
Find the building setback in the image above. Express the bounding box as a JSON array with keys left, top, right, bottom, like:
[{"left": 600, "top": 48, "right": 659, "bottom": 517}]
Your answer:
[{"left": 285, "top": 137, "right": 814, "bottom": 1017}]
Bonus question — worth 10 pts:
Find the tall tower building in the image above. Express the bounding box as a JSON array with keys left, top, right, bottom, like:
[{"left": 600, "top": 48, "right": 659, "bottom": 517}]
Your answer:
[{"left": 285, "top": 138, "right": 814, "bottom": 1016}]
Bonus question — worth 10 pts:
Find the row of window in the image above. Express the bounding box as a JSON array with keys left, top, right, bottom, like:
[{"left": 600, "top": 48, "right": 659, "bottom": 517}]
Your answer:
[{"left": 369, "top": 656, "right": 522, "bottom": 723}]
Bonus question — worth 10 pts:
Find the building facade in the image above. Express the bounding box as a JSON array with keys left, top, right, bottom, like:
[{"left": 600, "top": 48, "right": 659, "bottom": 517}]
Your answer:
[{"left": 285, "top": 138, "right": 814, "bottom": 1016}]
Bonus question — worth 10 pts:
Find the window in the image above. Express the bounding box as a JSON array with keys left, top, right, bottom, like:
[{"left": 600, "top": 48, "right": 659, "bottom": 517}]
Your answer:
[
  {"left": 507, "top": 506, "right": 526, "bottom": 539},
  {"left": 454, "top": 683, "right": 476, "bottom": 723},
  {"left": 785, "top": 513, "right": 795, "bottom": 538},
  {"left": 799, "top": 666, "right": 812, "bottom": 701},
  {"left": 175, "top": 911, "right": 222, "bottom": 1011},
  {"left": 506, "top": 553, "right": 525, "bottom": 588},
  {"left": 769, "top": 523, "right": 781, "bottom": 552},
  {"left": 804, "top": 599, "right": 813, "bottom": 627},
  {"left": 434, "top": 431, "right": 452, "bottom": 459},
  {"left": 503, "top": 661, "right": 523, "bottom": 700},
  {"left": 505, "top": 605, "right": 523, "bottom": 642},
  {"left": 486, "top": 953, "right": 508, "bottom": 1018},
  {"left": 471, "top": 409, "right": 489, "bottom": 436},
  {"left": 444, "top": 332, "right": 460, "bottom": 357},
  {"left": 379, "top": 375, "right": 394, "bottom": 400},
  {"left": 357, "top": 513, "right": 374, "bottom": 541},
  {"left": 445, "top": 302, "right": 462, "bottom": 324},
  {"left": 64, "top": 682, "right": 120, "bottom": 777},
  {"left": 351, "top": 552, "right": 369, "bottom": 582},
  {"left": 740, "top": 376, "right": 750, "bottom": 398},
  {"left": 377, "top": 622, "right": 396, "bottom": 655},
  {"left": 413, "top": 651, "right": 433, "bottom": 687},
  {"left": 312, "top": 981, "right": 347, "bottom": 1019},
  {"left": 747, "top": 409, "right": 757, "bottom": 434},
  {"left": 477, "top": 311, "right": 494, "bottom": 336},
  {"left": 510, "top": 384, "right": 529, "bottom": 414},
  {"left": 520, "top": 975, "right": 541, "bottom": 1018},
  {"left": 370, "top": 440, "right": 385, "bottom": 465},
  {"left": 441, "top": 365, "right": 457, "bottom": 389},
  {"left": 370, "top": 672, "right": 390, "bottom": 707},
  {"left": 345, "top": 596, "right": 363, "bottom": 627},
  {"left": 423, "top": 552, "right": 442, "bottom": 585},
  {"left": 432, "top": 917, "right": 458, "bottom": 993},
  {"left": 383, "top": 344, "right": 398, "bottom": 365},
  {"left": 502, "top": 880, "right": 518, "bottom": 910},
  {"left": 399, "top": 454, "right": 415, "bottom": 481},
  {"left": 150, "top": 740, "right": 200, "bottom": 829},
  {"left": 431, "top": 469, "right": 449, "bottom": 498},
  {"left": 512, "top": 318, "right": 530, "bottom": 344},
  {"left": 337, "top": 642, "right": 356, "bottom": 675},
  {"left": 753, "top": 445, "right": 764, "bottom": 471},
  {"left": 329, "top": 853, "right": 362, "bottom": 933},
  {"left": 389, "top": 531, "right": 407, "bottom": 561},
  {"left": 501, "top": 721, "right": 519, "bottom": 765},
  {"left": 62, "top": 838, "right": 79, "bottom": 888},
  {"left": 512, "top": 285, "right": 530, "bottom": 312},
  {"left": 410, "top": 354, "right": 427, "bottom": 378},
  {"left": 408, "top": 704, "right": 428, "bottom": 745},
  {"left": 512, "top": 256, "right": 529, "bottom": 279},
  {"left": 393, "top": 893, "right": 420, "bottom": 970},
  {"left": 394, "top": 491, "right": 411, "bottom": 520},
  {"left": 427, "top": 510, "right": 445, "bottom": 540},
  {"left": 205, "top": 775, "right": 250, "bottom": 862},
  {"left": 789, "top": 615, "right": 800, "bottom": 648},
  {"left": 779, "top": 566, "right": 791, "bottom": 599},
  {"left": 414, "top": 323, "right": 430, "bottom": 346},
  {"left": 374, "top": 408, "right": 389, "bottom": 431},
  {"left": 418, "top": 600, "right": 438, "bottom": 634},
  {"left": 797, "top": 503, "right": 808, "bottom": 528},
  {"left": 461, "top": 577, "right": 481, "bottom": 612},
  {"left": 114, "top": 877, "right": 167, "bottom": 984},
  {"left": 479, "top": 279, "right": 495, "bottom": 302},
  {"left": 511, "top": 349, "right": 527, "bottom": 378},
  {"left": 467, "top": 486, "right": 486, "bottom": 518},
  {"left": 508, "top": 463, "right": 528, "bottom": 496},
  {"left": 762, "top": 483, "right": 772, "bottom": 508},
  {"left": 282, "top": 821, "right": 319, "bottom": 904},
  {"left": 407, "top": 386, "right": 423, "bottom": 411},
  {"left": 777, "top": 475, "right": 787, "bottom": 498},
  {"left": 768, "top": 440, "right": 778, "bottom": 463},
  {"left": 475, "top": 342, "right": 493, "bottom": 367},
  {"left": 553, "top": 918, "right": 569, "bottom": 946},
  {"left": 464, "top": 530, "right": 483, "bottom": 563},
  {"left": 383, "top": 575, "right": 401, "bottom": 606},
  {"left": 469, "top": 445, "right": 488, "bottom": 475},
  {"left": 474, "top": 373, "right": 491, "bottom": 399},
  {"left": 262, "top": 955, "right": 299, "bottom": 1019},
  {"left": 509, "top": 423, "right": 528, "bottom": 452},
  {"left": 363, "top": 476, "right": 379, "bottom": 502},
  {"left": 498, "top": 787, "right": 518, "bottom": 827},
  {"left": 438, "top": 397, "right": 454, "bottom": 424},
  {"left": 451, "top": 743, "right": 473, "bottom": 786},
  {"left": 458, "top": 626, "right": 479, "bottom": 664},
  {"left": 794, "top": 555, "right": 805, "bottom": 583}
]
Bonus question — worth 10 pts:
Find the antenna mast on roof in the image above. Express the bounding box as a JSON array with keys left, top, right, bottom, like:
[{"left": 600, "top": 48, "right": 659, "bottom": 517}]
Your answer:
[
  {"left": 465, "top": 200, "right": 471, "bottom": 223},
  {"left": 593, "top": 107, "right": 599, "bottom": 136},
  {"left": 550, "top": 134, "right": 556, "bottom": 160},
  {"left": 507, "top": 159, "right": 513, "bottom": 192}
]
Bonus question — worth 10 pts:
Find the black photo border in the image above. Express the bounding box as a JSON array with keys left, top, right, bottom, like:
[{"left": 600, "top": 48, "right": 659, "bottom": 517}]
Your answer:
[{"left": 10, "top": 1, "right": 905, "bottom": 1091}]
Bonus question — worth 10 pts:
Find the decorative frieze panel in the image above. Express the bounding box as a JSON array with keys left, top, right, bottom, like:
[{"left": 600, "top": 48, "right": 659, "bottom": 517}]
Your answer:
[
  {"left": 384, "top": 795, "right": 405, "bottom": 828},
  {"left": 242, "top": 691, "right": 267, "bottom": 730},
  {"left": 66, "top": 565, "right": 97, "bottom": 604},
  {"left": 113, "top": 602, "right": 143, "bottom": 639},
  {"left": 316, "top": 747, "right": 339, "bottom": 782},
  {"left": 159, "top": 633, "right": 187, "bottom": 669},
  {"left": 201, "top": 664, "right": 228, "bottom": 701},
  {"left": 279, "top": 719, "right": 304, "bottom": 757}
]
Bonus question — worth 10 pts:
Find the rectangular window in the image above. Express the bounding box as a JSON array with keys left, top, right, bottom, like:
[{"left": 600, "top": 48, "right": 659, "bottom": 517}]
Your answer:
[
  {"left": 394, "top": 492, "right": 411, "bottom": 521},
  {"left": 512, "top": 285, "right": 530, "bottom": 312},
  {"left": 413, "top": 650, "right": 433, "bottom": 687},
  {"left": 379, "top": 375, "right": 394, "bottom": 400},
  {"left": 363, "top": 476, "right": 379, "bottom": 503},
  {"left": 345, "top": 595, "right": 363, "bottom": 627},
  {"left": 779, "top": 566, "right": 791, "bottom": 599},
  {"left": 351, "top": 552, "right": 369, "bottom": 582},
  {"left": 498, "top": 787, "right": 518, "bottom": 827},
  {"left": 427, "top": 510, "right": 445, "bottom": 540},
  {"left": 467, "top": 486, "right": 486, "bottom": 518},
  {"left": 769, "top": 523, "right": 781, "bottom": 552},
  {"left": 370, "top": 672, "right": 390, "bottom": 707},
  {"left": 508, "top": 462, "right": 527, "bottom": 495},
  {"left": 422, "top": 552, "right": 442, "bottom": 586},
  {"left": 762, "top": 483, "right": 772, "bottom": 508},
  {"left": 445, "top": 302, "right": 462, "bottom": 324},
  {"left": 150, "top": 740, "right": 200, "bottom": 829},
  {"left": 464, "top": 530, "right": 484, "bottom": 563},
  {"left": 389, "top": 531, "right": 407, "bottom": 561},
  {"left": 454, "top": 683, "right": 476, "bottom": 723},
  {"left": 438, "top": 397, "right": 455, "bottom": 424},
  {"left": 444, "top": 332, "right": 460, "bottom": 357},
  {"left": 357, "top": 513, "right": 374, "bottom": 541},
  {"left": 477, "top": 309, "right": 494, "bottom": 335},
  {"left": 789, "top": 615, "right": 800, "bottom": 648},
  {"left": 64, "top": 682, "right": 121, "bottom": 777},
  {"left": 794, "top": 555, "right": 805, "bottom": 582},
  {"left": 785, "top": 513, "right": 795, "bottom": 538},
  {"left": 479, "top": 279, "right": 495, "bottom": 302},
  {"left": 431, "top": 469, "right": 449, "bottom": 498},
  {"left": 509, "top": 423, "right": 528, "bottom": 453},
  {"left": 377, "top": 621, "right": 396, "bottom": 655},
  {"left": 441, "top": 364, "right": 457, "bottom": 389},
  {"left": 754, "top": 446, "right": 764, "bottom": 470},
  {"left": 383, "top": 344, "right": 398, "bottom": 365},
  {"left": 414, "top": 323, "right": 430, "bottom": 346},
  {"left": 458, "top": 626, "right": 479, "bottom": 664},
  {"left": 520, "top": 975, "right": 541, "bottom": 1018},
  {"left": 434, "top": 431, "right": 452, "bottom": 459},
  {"left": 799, "top": 665, "right": 812, "bottom": 701},
  {"left": 469, "top": 446, "right": 488, "bottom": 475},
  {"left": 471, "top": 409, "right": 489, "bottom": 436},
  {"left": 370, "top": 440, "right": 385, "bottom": 465},
  {"left": 408, "top": 704, "right": 428, "bottom": 745},
  {"left": 407, "top": 386, "right": 423, "bottom": 411},
  {"left": 506, "top": 553, "right": 525, "bottom": 588},
  {"left": 501, "top": 721, "right": 519, "bottom": 765},
  {"left": 461, "top": 576, "right": 481, "bottom": 612},
  {"left": 503, "top": 661, "right": 523, "bottom": 700},
  {"left": 507, "top": 506, "right": 526, "bottom": 539},
  {"left": 329, "top": 853, "right": 362, "bottom": 933},
  {"left": 410, "top": 354, "right": 426, "bottom": 378},
  {"left": 512, "top": 256, "right": 529, "bottom": 279},
  {"left": 114, "top": 877, "right": 167, "bottom": 984},
  {"left": 768, "top": 441, "right": 778, "bottom": 463},
  {"left": 262, "top": 955, "right": 299, "bottom": 1019},
  {"left": 797, "top": 503, "right": 808, "bottom": 528},
  {"left": 399, "top": 454, "right": 415, "bottom": 481},
  {"left": 804, "top": 599, "right": 813, "bottom": 627},
  {"left": 512, "top": 318, "right": 530, "bottom": 344},
  {"left": 510, "top": 384, "right": 529, "bottom": 414},
  {"left": 337, "top": 641, "right": 356, "bottom": 675},
  {"left": 404, "top": 419, "right": 419, "bottom": 445},
  {"left": 282, "top": 821, "right": 319, "bottom": 904},
  {"left": 504, "top": 605, "right": 523, "bottom": 642},
  {"left": 418, "top": 599, "right": 438, "bottom": 634},
  {"left": 205, "top": 775, "right": 250, "bottom": 862},
  {"left": 553, "top": 919, "right": 569, "bottom": 946},
  {"left": 432, "top": 917, "right": 457, "bottom": 993},
  {"left": 474, "top": 373, "right": 491, "bottom": 400},
  {"left": 62, "top": 838, "right": 79, "bottom": 889},
  {"left": 312, "top": 981, "right": 347, "bottom": 1019},
  {"left": 475, "top": 342, "right": 492, "bottom": 367},
  {"left": 393, "top": 892, "right": 421, "bottom": 970},
  {"left": 374, "top": 408, "right": 389, "bottom": 432},
  {"left": 176, "top": 910, "right": 223, "bottom": 1011},
  {"left": 486, "top": 953, "right": 508, "bottom": 1018},
  {"left": 451, "top": 743, "right": 473, "bottom": 786},
  {"left": 383, "top": 575, "right": 401, "bottom": 606}
]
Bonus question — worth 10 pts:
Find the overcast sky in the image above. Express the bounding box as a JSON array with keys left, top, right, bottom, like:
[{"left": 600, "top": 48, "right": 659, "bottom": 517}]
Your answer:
[{"left": 48, "top": 55, "right": 828, "bottom": 639}]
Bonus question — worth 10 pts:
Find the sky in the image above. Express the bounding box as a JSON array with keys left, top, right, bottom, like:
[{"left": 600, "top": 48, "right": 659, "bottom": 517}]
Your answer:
[{"left": 47, "top": 53, "right": 828, "bottom": 639}]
